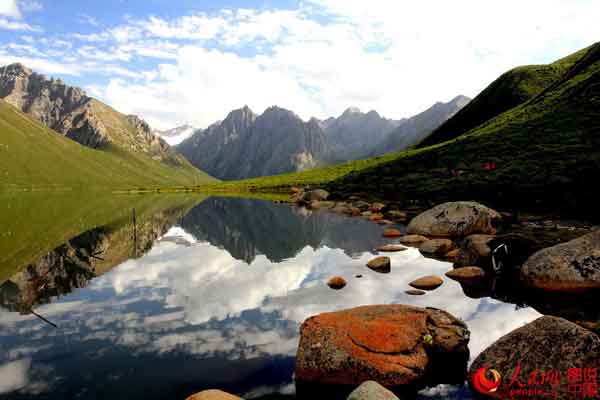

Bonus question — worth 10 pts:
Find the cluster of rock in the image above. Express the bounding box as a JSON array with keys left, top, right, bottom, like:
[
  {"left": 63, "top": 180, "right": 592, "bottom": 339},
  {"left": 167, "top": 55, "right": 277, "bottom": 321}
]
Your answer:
[{"left": 190, "top": 194, "right": 600, "bottom": 400}]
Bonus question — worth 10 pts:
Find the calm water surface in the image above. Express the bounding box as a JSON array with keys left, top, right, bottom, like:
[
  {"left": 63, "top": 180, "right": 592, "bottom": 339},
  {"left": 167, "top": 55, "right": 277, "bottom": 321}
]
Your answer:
[{"left": 0, "top": 196, "right": 547, "bottom": 399}]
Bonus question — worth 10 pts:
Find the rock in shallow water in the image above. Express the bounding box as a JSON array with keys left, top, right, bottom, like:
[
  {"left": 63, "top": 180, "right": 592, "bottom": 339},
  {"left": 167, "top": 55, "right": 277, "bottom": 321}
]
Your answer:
[
  {"left": 445, "top": 267, "right": 485, "bottom": 281},
  {"left": 407, "top": 201, "right": 501, "bottom": 238},
  {"left": 367, "top": 256, "right": 391, "bottom": 273},
  {"left": 328, "top": 276, "right": 347, "bottom": 289},
  {"left": 521, "top": 230, "right": 600, "bottom": 292},
  {"left": 383, "top": 229, "right": 402, "bottom": 238},
  {"left": 295, "top": 305, "right": 470, "bottom": 388},
  {"left": 398, "top": 235, "right": 429, "bottom": 245},
  {"left": 405, "top": 289, "right": 426, "bottom": 296},
  {"left": 470, "top": 316, "right": 600, "bottom": 400},
  {"left": 409, "top": 276, "right": 444, "bottom": 291},
  {"left": 347, "top": 381, "right": 399, "bottom": 400},
  {"left": 376, "top": 244, "right": 407, "bottom": 252}
]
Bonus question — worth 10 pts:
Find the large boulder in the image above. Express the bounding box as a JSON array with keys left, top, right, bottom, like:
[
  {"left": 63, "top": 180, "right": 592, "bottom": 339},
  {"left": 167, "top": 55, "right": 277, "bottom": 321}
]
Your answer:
[
  {"left": 470, "top": 316, "right": 600, "bottom": 400},
  {"left": 295, "top": 305, "right": 470, "bottom": 388},
  {"left": 521, "top": 230, "right": 600, "bottom": 292},
  {"left": 347, "top": 381, "right": 399, "bottom": 400},
  {"left": 407, "top": 202, "right": 501, "bottom": 238},
  {"left": 186, "top": 390, "right": 242, "bottom": 400}
]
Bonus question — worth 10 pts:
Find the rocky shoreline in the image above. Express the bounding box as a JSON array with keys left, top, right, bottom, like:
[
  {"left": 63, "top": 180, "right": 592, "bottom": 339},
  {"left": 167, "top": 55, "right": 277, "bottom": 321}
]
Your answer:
[{"left": 186, "top": 189, "right": 600, "bottom": 400}]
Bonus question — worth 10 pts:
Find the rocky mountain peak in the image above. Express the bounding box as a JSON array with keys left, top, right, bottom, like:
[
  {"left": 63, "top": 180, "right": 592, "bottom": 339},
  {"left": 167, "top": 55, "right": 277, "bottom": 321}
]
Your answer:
[
  {"left": 342, "top": 106, "right": 362, "bottom": 116},
  {"left": 0, "top": 63, "right": 33, "bottom": 77},
  {"left": 0, "top": 63, "right": 188, "bottom": 167}
]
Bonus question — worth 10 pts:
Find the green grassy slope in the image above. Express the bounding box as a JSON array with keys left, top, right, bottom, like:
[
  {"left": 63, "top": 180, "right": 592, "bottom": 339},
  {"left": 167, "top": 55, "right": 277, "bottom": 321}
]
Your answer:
[
  {"left": 0, "top": 101, "right": 216, "bottom": 190},
  {"left": 199, "top": 152, "right": 400, "bottom": 192},
  {"left": 323, "top": 42, "right": 600, "bottom": 218},
  {"left": 417, "top": 45, "right": 590, "bottom": 148}
]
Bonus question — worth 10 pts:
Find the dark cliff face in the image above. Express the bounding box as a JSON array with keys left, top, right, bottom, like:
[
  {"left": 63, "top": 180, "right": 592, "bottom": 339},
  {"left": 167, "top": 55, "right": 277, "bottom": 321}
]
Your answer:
[
  {"left": 177, "top": 106, "right": 332, "bottom": 180},
  {"left": 0, "top": 63, "right": 185, "bottom": 166}
]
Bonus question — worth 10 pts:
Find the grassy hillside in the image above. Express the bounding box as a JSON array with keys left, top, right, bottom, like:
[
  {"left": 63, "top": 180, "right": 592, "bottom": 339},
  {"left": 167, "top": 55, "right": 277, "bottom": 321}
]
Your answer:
[
  {"left": 199, "top": 152, "right": 400, "bottom": 192},
  {"left": 323, "top": 42, "right": 600, "bottom": 218},
  {"left": 0, "top": 101, "right": 216, "bottom": 191},
  {"left": 417, "top": 45, "right": 590, "bottom": 148}
]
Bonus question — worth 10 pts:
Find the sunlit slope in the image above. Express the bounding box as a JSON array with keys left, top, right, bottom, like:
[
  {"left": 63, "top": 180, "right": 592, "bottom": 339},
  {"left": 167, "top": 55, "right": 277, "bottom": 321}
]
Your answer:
[
  {"left": 325, "top": 42, "right": 600, "bottom": 217},
  {"left": 418, "top": 45, "right": 591, "bottom": 148},
  {"left": 0, "top": 101, "right": 216, "bottom": 190}
]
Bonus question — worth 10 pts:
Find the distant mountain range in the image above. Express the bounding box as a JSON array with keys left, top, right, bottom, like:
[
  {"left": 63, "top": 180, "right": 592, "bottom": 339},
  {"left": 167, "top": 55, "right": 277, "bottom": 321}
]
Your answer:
[
  {"left": 177, "top": 96, "right": 470, "bottom": 180},
  {"left": 177, "top": 106, "right": 333, "bottom": 180}
]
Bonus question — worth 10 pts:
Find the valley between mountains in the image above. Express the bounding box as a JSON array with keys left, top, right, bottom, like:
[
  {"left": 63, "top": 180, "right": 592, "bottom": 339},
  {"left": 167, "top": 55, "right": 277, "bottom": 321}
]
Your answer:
[{"left": 0, "top": 41, "right": 599, "bottom": 220}]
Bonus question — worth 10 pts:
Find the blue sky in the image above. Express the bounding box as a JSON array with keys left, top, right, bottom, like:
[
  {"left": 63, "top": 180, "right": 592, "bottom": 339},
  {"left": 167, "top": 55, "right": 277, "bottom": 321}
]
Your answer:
[{"left": 1, "top": 0, "right": 599, "bottom": 129}]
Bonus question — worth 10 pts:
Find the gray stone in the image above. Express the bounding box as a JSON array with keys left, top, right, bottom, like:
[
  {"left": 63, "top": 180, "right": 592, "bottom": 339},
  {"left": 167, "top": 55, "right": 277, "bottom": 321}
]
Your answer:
[{"left": 347, "top": 381, "right": 399, "bottom": 400}]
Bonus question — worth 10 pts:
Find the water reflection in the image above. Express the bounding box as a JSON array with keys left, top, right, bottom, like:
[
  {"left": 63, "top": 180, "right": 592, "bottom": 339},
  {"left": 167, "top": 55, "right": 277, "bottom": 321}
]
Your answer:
[{"left": 0, "top": 196, "right": 568, "bottom": 400}]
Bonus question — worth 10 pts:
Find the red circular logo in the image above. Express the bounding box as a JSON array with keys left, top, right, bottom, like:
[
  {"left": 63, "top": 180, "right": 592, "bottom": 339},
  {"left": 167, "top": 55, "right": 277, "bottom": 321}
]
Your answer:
[{"left": 472, "top": 367, "right": 502, "bottom": 395}]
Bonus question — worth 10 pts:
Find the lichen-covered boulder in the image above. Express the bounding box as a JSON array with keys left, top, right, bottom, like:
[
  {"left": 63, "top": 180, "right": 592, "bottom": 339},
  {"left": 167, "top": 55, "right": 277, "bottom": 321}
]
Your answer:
[
  {"left": 295, "top": 305, "right": 470, "bottom": 388},
  {"left": 521, "top": 230, "right": 600, "bottom": 292},
  {"left": 470, "top": 316, "right": 600, "bottom": 400},
  {"left": 407, "top": 202, "right": 501, "bottom": 238}
]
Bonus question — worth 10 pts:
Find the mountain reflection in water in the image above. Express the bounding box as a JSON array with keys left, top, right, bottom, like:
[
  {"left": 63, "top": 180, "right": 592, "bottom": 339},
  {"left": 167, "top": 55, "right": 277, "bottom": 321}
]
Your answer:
[{"left": 0, "top": 196, "right": 557, "bottom": 400}]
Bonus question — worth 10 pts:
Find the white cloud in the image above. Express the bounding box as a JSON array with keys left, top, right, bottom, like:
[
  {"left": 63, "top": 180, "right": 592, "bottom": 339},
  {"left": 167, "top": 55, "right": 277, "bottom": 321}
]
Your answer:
[
  {"left": 2, "top": 1, "right": 600, "bottom": 129},
  {"left": 0, "top": 0, "right": 20, "bottom": 18},
  {"left": 20, "top": 0, "right": 42, "bottom": 13},
  {"left": 0, "top": 17, "right": 39, "bottom": 31},
  {"left": 0, "top": 359, "right": 29, "bottom": 394}
]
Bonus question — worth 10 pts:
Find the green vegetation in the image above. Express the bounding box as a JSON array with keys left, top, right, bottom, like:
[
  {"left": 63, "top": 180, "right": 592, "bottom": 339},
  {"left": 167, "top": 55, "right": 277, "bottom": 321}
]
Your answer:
[
  {"left": 0, "top": 101, "right": 216, "bottom": 191},
  {"left": 198, "top": 152, "right": 400, "bottom": 192},
  {"left": 0, "top": 191, "right": 206, "bottom": 281},
  {"left": 325, "top": 42, "right": 600, "bottom": 218},
  {"left": 417, "top": 45, "right": 591, "bottom": 148},
  {"left": 205, "top": 43, "right": 600, "bottom": 220}
]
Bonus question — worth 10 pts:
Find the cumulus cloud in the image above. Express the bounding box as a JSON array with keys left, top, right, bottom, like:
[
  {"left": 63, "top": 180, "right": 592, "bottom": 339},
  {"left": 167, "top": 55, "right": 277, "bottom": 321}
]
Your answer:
[
  {"left": 0, "top": 0, "right": 20, "bottom": 18},
  {"left": 2, "top": 1, "right": 598, "bottom": 128}
]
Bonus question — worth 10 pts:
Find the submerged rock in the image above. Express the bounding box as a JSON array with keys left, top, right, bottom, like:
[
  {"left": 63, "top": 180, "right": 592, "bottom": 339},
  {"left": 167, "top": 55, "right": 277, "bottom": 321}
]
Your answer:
[
  {"left": 186, "top": 390, "right": 242, "bottom": 400},
  {"left": 407, "top": 202, "right": 501, "bottom": 238},
  {"left": 419, "top": 239, "right": 454, "bottom": 255},
  {"left": 367, "top": 256, "right": 391, "bottom": 273},
  {"left": 470, "top": 316, "right": 600, "bottom": 400},
  {"left": 445, "top": 267, "right": 485, "bottom": 281},
  {"left": 295, "top": 305, "right": 470, "bottom": 388},
  {"left": 409, "top": 276, "right": 444, "bottom": 291},
  {"left": 386, "top": 210, "right": 408, "bottom": 222},
  {"left": 328, "top": 276, "right": 347, "bottom": 290},
  {"left": 347, "top": 381, "right": 399, "bottom": 400},
  {"left": 521, "top": 230, "right": 600, "bottom": 292}
]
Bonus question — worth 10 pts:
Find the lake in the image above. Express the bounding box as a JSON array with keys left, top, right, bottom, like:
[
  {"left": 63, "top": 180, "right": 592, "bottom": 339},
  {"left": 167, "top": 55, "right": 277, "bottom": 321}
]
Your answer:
[{"left": 0, "top": 194, "right": 555, "bottom": 399}]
